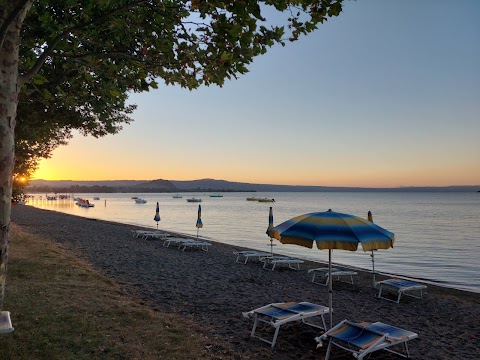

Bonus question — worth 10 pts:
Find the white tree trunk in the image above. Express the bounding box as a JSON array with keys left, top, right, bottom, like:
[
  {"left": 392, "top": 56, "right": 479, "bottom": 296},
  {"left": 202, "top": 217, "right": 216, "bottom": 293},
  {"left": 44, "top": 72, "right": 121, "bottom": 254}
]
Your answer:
[{"left": 0, "top": 3, "right": 28, "bottom": 309}]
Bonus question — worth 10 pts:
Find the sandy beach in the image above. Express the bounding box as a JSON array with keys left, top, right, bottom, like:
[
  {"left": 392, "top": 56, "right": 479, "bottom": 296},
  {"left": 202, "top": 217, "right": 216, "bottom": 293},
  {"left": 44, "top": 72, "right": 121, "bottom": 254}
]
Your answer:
[{"left": 10, "top": 206, "right": 480, "bottom": 359}]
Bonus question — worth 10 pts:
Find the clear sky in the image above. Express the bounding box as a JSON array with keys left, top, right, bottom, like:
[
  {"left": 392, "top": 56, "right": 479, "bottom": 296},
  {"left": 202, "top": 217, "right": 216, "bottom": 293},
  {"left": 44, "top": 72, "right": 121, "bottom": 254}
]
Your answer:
[{"left": 33, "top": 0, "right": 480, "bottom": 187}]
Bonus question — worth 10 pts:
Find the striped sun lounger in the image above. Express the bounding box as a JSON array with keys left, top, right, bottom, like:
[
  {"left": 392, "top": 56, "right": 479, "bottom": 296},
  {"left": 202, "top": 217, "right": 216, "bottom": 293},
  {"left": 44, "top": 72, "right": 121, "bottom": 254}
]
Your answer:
[
  {"left": 377, "top": 278, "right": 427, "bottom": 303},
  {"left": 316, "top": 319, "right": 418, "bottom": 360},
  {"left": 243, "top": 301, "right": 330, "bottom": 348}
]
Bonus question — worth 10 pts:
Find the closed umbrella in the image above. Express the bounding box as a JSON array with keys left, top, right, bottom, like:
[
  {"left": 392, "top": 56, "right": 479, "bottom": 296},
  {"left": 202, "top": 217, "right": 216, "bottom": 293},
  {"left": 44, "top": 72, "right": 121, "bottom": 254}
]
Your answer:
[
  {"left": 153, "top": 202, "right": 161, "bottom": 230},
  {"left": 266, "top": 207, "right": 275, "bottom": 256},
  {"left": 367, "top": 210, "right": 378, "bottom": 287},
  {"left": 271, "top": 209, "right": 394, "bottom": 328},
  {"left": 196, "top": 204, "right": 203, "bottom": 239}
]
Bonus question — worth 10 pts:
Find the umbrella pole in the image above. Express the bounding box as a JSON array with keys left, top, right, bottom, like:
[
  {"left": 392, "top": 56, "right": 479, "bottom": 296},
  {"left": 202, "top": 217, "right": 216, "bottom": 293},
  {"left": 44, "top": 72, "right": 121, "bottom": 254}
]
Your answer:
[
  {"left": 197, "top": 228, "right": 199, "bottom": 240},
  {"left": 328, "top": 249, "right": 333, "bottom": 329},
  {"left": 371, "top": 250, "right": 376, "bottom": 287},
  {"left": 270, "top": 238, "right": 273, "bottom": 256}
]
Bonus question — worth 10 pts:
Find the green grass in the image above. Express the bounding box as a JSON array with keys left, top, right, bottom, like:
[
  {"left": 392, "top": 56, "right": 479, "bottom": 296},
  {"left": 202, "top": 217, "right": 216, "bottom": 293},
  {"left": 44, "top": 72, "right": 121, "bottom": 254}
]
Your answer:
[{"left": 0, "top": 225, "right": 211, "bottom": 359}]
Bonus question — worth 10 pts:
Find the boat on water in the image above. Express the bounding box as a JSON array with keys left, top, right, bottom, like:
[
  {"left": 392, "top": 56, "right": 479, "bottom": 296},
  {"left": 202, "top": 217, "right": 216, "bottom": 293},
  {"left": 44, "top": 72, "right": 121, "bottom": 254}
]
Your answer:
[
  {"left": 210, "top": 194, "right": 223, "bottom": 198},
  {"left": 186, "top": 197, "right": 202, "bottom": 203},
  {"left": 93, "top": 197, "right": 100, "bottom": 200},
  {"left": 257, "top": 198, "right": 275, "bottom": 202},
  {"left": 135, "top": 198, "right": 147, "bottom": 204},
  {"left": 173, "top": 194, "right": 183, "bottom": 198},
  {"left": 131, "top": 196, "right": 138, "bottom": 199},
  {"left": 246, "top": 197, "right": 258, "bottom": 201},
  {"left": 76, "top": 199, "right": 94, "bottom": 207}
]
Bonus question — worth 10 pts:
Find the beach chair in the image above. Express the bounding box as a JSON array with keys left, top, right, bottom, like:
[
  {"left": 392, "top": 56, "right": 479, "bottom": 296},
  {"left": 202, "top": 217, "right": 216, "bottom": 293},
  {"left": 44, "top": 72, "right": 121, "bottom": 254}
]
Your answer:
[
  {"left": 308, "top": 267, "right": 358, "bottom": 286},
  {"left": 178, "top": 240, "right": 212, "bottom": 252},
  {"left": 243, "top": 301, "right": 329, "bottom": 348},
  {"left": 142, "top": 231, "right": 170, "bottom": 240},
  {"left": 234, "top": 251, "right": 271, "bottom": 264},
  {"left": 163, "top": 237, "right": 190, "bottom": 248},
  {"left": 260, "top": 256, "right": 304, "bottom": 271},
  {"left": 377, "top": 278, "right": 427, "bottom": 303},
  {"left": 316, "top": 319, "right": 418, "bottom": 360}
]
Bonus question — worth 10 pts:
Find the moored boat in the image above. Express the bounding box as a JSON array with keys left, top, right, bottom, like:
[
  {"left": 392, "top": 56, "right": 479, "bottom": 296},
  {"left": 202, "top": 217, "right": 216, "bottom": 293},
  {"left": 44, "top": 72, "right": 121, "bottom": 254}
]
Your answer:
[
  {"left": 210, "top": 194, "right": 223, "bottom": 198},
  {"left": 173, "top": 194, "right": 182, "bottom": 198},
  {"left": 257, "top": 198, "right": 275, "bottom": 202},
  {"left": 186, "top": 197, "right": 202, "bottom": 203},
  {"left": 246, "top": 197, "right": 258, "bottom": 201},
  {"left": 135, "top": 198, "right": 147, "bottom": 204}
]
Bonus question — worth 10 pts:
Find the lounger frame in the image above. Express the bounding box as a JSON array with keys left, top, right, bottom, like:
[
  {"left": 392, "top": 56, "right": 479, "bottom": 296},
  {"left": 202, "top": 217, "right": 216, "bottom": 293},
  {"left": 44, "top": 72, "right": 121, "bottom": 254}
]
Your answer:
[
  {"left": 178, "top": 240, "right": 211, "bottom": 252},
  {"left": 308, "top": 267, "right": 358, "bottom": 286},
  {"left": 234, "top": 251, "right": 271, "bottom": 264},
  {"left": 377, "top": 279, "right": 427, "bottom": 303},
  {"left": 244, "top": 301, "right": 329, "bottom": 348},
  {"left": 317, "top": 319, "right": 418, "bottom": 360},
  {"left": 260, "top": 256, "right": 304, "bottom": 271}
]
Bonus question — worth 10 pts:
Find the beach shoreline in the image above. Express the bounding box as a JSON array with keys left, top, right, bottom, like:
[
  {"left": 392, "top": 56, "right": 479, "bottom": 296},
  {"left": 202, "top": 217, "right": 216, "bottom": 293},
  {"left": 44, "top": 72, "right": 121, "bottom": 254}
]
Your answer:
[{"left": 10, "top": 206, "right": 480, "bottom": 359}]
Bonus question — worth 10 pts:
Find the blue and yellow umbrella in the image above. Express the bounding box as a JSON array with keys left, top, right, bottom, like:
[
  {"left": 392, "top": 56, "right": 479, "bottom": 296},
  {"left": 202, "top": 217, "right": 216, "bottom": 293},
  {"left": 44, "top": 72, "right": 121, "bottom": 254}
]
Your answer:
[
  {"left": 153, "top": 202, "right": 161, "bottom": 230},
  {"left": 195, "top": 204, "right": 203, "bottom": 239},
  {"left": 271, "top": 209, "right": 394, "bottom": 328}
]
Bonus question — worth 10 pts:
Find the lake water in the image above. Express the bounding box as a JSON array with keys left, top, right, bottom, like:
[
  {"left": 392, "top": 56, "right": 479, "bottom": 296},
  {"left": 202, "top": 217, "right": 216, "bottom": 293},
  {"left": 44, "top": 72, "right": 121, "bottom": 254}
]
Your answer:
[{"left": 25, "top": 191, "right": 480, "bottom": 293}]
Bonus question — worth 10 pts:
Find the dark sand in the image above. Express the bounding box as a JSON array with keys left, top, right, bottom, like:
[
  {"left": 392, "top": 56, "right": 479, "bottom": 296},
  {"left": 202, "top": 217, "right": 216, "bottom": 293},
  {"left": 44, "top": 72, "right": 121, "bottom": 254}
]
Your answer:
[{"left": 10, "top": 206, "right": 480, "bottom": 359}]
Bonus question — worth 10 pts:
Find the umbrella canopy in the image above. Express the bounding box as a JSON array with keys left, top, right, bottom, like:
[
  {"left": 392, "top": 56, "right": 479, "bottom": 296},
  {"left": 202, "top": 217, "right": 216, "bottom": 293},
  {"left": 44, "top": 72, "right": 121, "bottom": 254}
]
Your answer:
[
  {"left": 153, "top": 202, "right": 161, "bottom": 230},
  {"left": 196, "top": 205, "right": 203, "bottom": 239},
  {"left": 271, "top": 209, "right": 394, "bottom": 328},
  {"left": 266, "top": 207, "right": 275, "bottom": 256}
]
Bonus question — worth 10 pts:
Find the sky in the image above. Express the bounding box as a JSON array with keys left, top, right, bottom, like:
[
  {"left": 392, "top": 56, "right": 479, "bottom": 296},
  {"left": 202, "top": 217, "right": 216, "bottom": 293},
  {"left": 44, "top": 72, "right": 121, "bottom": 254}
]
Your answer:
[{"left": 33, "top": 0, "right": 480, "bottom": 188}]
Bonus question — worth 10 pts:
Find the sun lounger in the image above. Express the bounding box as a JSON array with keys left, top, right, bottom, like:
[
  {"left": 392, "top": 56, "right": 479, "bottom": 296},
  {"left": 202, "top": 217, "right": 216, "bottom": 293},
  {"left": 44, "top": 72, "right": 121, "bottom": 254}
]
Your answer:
[
  {"left": 260, "top": 256, "right": 304, "bottom": 271},
  {"left": 243, "top": 301, "right": 329, "bottom": 348},
  {"left": 178, "top": 240, "right": 212, "bottom": 252},
  {"left": 234, "top": 251, "right": 271, "bottom": 264},
  {"left": 316, "top": 319, "right": 418, "bottom": 360},
  {"left": 377, "top": 278, "right": 427, "bottom": 303},
  {"left": 163, "top": 237, "right": 191, "bottom": 248},
  {"left": 142, "top": 231, "right": 171, "bottom": 240},
  {"left": 308, "top": 267, "right": 358, "bottom": 286}
]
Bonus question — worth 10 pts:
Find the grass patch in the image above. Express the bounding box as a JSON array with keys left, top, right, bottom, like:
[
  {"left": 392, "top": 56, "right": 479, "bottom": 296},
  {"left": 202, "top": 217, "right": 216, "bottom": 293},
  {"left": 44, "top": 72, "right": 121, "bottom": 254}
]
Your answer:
[{"left": 0, "top": 224, "right": 211, "bottom": 359}]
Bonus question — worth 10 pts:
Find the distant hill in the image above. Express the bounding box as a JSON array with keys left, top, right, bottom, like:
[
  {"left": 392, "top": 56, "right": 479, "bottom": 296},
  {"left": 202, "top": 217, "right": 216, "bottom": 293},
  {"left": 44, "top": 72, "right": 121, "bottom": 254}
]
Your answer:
[{"left": 27, "top": 179, "right": 480, "bottom": 193}]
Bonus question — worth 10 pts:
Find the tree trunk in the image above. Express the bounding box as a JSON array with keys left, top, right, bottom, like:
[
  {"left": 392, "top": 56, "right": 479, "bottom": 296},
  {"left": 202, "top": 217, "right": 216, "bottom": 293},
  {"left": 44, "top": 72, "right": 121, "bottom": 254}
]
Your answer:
[{"left": 0, "top": 4, "right": 26, "bottom": 309}]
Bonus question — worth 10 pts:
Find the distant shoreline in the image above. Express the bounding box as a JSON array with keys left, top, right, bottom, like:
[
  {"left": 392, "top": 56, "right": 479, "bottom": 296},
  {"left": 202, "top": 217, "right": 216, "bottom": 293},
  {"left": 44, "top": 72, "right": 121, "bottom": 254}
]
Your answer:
[{"left": 27, "top": 179, "right": 480, "bottom": 193}]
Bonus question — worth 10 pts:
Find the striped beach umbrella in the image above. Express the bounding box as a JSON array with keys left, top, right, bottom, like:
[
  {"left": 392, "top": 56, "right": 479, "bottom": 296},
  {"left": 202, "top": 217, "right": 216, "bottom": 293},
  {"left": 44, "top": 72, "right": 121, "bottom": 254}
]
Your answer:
[
  {"left": 195, "top": 204, "right": 203, "bottom": 239},
  {"left": 153, "top": 202, "right": 161, "bottom": 230},
  {"left": 271, "top": 209, "right": 394, "bottom": 328},
  {"left": 266, "top": 206, "right": 274, "bottom": 256}
]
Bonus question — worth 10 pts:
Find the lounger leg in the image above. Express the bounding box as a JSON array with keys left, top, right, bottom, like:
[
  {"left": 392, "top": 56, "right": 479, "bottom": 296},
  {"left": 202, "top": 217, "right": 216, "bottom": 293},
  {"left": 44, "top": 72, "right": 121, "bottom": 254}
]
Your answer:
[
  {"left": 325, "top": 339, "right": 333, "bottom": 360},
  {"left": 270, "top": 326, "right": 281, "bottom": 348},
  {"left": 396, "top": 291, "right": 402, "bottom": 303},
  {"left": 250, "top": 315, "right": 259, "bottom": 337}
]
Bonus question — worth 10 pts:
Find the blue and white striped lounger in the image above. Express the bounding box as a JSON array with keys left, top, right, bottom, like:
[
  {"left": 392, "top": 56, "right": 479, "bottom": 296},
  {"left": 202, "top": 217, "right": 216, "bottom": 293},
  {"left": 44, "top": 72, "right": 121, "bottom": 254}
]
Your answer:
[
  {"left": 234, "top": 251, "right": 271, "bottom": 264},
  {"left": 316, "top": 319, "right": 418, "bottom": 360},
  {"left": 243, "top": 301, "right": 330, "bottom": 348},
  {"left": 377, "top": 278, "right": 427, "bottom": 303},
  {"left": 260, "top": 256, "right": 304, "bottom": 271}
]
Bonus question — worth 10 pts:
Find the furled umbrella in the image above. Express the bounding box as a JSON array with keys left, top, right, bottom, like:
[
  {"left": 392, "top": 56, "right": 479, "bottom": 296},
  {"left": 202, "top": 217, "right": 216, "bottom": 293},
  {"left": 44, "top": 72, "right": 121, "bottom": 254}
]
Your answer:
[
  {"left": 367, "top": 210, "right": 378, "bottom": 287},
  {"left": 270, "top": 209, "right": 395, "bottom": 328},
  {"left": 196, "top": 204, "right": 203, "bottom": 240},
  {"left": 266, "top": 206, "right": 275, "bottom": 256},
  {"left": 153, "top": 202, "right": 161, "bottom": 230}
]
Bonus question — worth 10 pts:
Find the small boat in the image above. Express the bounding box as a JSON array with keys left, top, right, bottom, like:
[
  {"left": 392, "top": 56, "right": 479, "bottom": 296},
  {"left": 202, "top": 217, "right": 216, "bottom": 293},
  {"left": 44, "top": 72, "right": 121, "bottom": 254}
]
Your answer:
[
  {"left": 46, "top": 195, "right": 57, "bottom": 200},
  {"left": 76, "top": 199, "right": 94, "bottom": 207},
  {"left": 93, "top": 197, "right": 100, "bottom": 200},
  {"left": 209, "top": 194, "right": 223, "bottom": 198},
  {"left": 173, "top": 194, "right": 183, "bottom": 198},
  {"left": 135, "top": 198, "right": 147, "bottom": 204},
  {"left": 246, "top": 197, "right": 258, "bottom": 201},
  {"left": 257, "top": 198, "right": 275, "bottom": 202},
  {"left": 186, "top": 197, "right": 202, "bottom": 203},
  {"left": 131, "top": 196, "right": 138, "bottom": 199}
]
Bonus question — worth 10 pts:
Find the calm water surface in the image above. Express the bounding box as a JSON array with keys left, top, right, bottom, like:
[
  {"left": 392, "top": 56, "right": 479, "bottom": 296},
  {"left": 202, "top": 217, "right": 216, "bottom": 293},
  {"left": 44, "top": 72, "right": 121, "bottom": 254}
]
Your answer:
[{"left": 26, "top": 192, "right": 480, "bottom": 293}]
